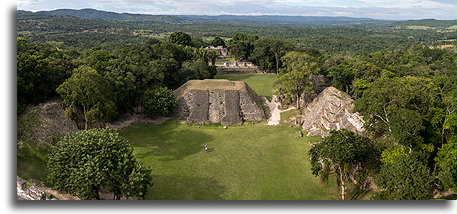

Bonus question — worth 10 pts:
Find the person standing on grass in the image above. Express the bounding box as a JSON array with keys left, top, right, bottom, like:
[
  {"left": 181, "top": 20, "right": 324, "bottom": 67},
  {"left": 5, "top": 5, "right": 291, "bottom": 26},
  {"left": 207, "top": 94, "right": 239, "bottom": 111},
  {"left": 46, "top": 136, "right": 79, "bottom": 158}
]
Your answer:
[{"left": 204, "top": 144, "right": 208, "bottom": 152}]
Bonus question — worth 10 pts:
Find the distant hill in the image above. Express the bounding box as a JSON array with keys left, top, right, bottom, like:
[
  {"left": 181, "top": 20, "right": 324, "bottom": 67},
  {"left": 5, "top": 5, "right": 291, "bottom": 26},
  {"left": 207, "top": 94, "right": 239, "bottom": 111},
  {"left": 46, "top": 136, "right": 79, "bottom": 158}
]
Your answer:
[
  {"left": 39, "top": 8, "right": 188, "bottom": 23},
  {"left": 394, "top": 19, "right": 456, "bottom": 28},
  {"left": 38, "top": 8, "right": 382, "bottom": 25},
  {"left": 33, "top": 9, "right": 456, "bottom": 27},
  {"left": 177, "top": 15, "right": 378, "bottom": 25}
]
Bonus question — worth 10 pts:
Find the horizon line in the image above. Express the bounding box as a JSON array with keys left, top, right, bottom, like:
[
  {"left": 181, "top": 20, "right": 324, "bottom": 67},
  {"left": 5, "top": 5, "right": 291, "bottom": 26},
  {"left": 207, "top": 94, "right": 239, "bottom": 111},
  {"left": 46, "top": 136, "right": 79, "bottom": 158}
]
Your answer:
[{"left": 17, "top": 8, "right": 456, "bottom": 21}]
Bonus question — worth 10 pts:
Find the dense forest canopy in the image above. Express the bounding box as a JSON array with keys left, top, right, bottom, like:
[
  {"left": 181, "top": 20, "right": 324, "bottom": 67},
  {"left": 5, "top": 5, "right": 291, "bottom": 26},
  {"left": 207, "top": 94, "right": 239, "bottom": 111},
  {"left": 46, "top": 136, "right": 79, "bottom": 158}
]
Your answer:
[{"left": 17, "top": 10, "right": 455, "bottom": 52}]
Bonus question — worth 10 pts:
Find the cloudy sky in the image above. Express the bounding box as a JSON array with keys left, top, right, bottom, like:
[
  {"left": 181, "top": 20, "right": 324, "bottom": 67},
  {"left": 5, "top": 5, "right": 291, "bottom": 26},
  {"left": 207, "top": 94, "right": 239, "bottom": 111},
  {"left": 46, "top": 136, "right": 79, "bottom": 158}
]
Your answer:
[{"left": 17, "top": 0, "right": 456, "bottom": 20}]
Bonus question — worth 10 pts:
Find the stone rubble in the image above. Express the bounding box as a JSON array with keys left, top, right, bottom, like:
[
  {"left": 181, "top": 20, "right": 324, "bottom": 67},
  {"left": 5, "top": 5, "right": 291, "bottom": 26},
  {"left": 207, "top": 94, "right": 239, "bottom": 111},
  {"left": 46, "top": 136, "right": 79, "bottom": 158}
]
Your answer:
[{"left": 301, "top": 87, "right": 365, "bottom": 137}]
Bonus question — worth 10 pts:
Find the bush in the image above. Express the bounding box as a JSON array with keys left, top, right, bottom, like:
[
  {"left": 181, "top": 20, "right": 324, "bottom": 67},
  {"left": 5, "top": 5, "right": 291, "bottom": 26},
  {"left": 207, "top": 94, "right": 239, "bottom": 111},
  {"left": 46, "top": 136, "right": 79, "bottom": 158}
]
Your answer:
[
  {"left": 143, "top": 87, "right": 176, "bottom": 117},
  {"left": 47, "top": 128, "right": 152, "bottom": 199}
]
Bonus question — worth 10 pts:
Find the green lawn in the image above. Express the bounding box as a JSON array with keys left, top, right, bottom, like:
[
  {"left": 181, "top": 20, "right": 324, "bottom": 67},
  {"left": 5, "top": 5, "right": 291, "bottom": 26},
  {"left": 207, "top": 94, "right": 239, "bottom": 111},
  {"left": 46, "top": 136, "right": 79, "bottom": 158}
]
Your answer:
[
  {"left": 120, "top": 120, "right": 338, "bottom": 200},
  {"left": 215, "top": 57, "right": 236, "bottom": 62},
  {"left": 215, "top": 74, "right": 278, "bottom": 99},
  {"left": 17, "top": 145, "right": 49, "bottom": 183}
]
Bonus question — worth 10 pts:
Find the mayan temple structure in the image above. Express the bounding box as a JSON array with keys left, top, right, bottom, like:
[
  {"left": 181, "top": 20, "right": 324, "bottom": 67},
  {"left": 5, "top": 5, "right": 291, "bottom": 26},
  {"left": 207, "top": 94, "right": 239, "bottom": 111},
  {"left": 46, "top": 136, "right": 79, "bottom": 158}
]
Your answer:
[{"left": 173, "top": 79, "right": 265, "bottom": 125}]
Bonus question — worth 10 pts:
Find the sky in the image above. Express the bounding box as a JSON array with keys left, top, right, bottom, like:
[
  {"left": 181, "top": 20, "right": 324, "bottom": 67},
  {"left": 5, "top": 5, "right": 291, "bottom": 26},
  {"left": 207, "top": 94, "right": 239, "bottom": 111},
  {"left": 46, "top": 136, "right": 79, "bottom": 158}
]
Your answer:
[{"left": 15, "top": 0, "right": 457, "bottom": 20}]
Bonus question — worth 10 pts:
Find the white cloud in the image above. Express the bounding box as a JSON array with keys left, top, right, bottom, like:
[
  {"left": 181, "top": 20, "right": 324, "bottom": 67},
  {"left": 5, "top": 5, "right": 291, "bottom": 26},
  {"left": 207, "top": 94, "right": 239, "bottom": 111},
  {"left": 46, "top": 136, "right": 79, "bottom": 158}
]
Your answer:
[{"left": 17, "top": 0, "right": 39, "bottom": 8}]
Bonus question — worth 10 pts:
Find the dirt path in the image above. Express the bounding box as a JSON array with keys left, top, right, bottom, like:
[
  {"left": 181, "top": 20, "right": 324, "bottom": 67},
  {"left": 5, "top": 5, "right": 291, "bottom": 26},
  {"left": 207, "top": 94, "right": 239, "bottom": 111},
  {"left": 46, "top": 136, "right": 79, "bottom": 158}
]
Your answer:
[
  {"left": 265, "top": 95, "right": 295, "bottom": 126},
  {"left": 39, "top": 186, "right": 81, "bottom": 200},
  {"left": 106, "top": 114, "right": 172, "bottom": 130}
]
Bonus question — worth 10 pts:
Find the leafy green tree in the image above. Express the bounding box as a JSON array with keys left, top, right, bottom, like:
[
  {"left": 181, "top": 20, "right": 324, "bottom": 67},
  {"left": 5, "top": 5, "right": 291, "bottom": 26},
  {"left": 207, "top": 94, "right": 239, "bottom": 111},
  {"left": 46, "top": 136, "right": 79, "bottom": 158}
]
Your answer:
[
  {"left": 190, "top": 35, "right": 209, "bottom": 48},
  {"left": 434, "top": 142, "right": 456, "bottom": 191},
  {"left": 143, "top": 87, "right": 177, "bottom": 117},
  {"left": 178, "top": 59, "right": 214, "bottom": 83},
  {"left": 279, "top": 51, "right": 316, "bottom": 74},
  {"left": 47, "top": 128, "right": 152, "bottom": 200},
  {"left": 274, "top": 51, "right": 317, "bottom": 109},
  {"left": 154, "top": 42, "right": 193, "bottom": 63},
  {"left": 102, "top": 59, "right": 138, "bottom": 113},
  {"left": 327, "top": 63, "right": 355, "bottom": 94},
  {"left": 228, "top": 33, "right": 258, "bottom": 60},
  {"left": 309, "top": 129, "right": 372, "bottom": 200},
  {"left": 375, "top": 154, "right": 431, "bottom": 200},
  {"left": 354, "top": 76, "right": 439, "bottom": 151},
  {"left": 380, "top": 145, "right": 408, "bottom": 165},
  {"left": 211, "top": 36, "right": 225, "bottom": 47},
  {"left": 56, "top": 66, "right": 117, "bottom": 129},
  {"left": 250, "top": 37, "right": 294, "bottom": 72},
  {"left": 191, "top": 48, "right": 218, "bottom": 65},
  {"left": 274, "top": 70, "right": 311, "bottom": 109},
  {"left": 168, "top": 31, "right": 192, "bottom": 46},
  {"left": 17, "top": 38, "right": 75, "bottom": 113}
]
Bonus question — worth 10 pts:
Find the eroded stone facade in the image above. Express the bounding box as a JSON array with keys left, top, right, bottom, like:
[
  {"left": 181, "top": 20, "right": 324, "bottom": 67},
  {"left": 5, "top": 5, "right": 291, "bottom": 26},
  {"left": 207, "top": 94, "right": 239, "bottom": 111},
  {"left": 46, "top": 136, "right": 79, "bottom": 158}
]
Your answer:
[
  {"left": 174, "top": 79, "right": 265, "bottom": 125},
  {"left": 301, "top": 87, "right": 365, "bottom": 136}
]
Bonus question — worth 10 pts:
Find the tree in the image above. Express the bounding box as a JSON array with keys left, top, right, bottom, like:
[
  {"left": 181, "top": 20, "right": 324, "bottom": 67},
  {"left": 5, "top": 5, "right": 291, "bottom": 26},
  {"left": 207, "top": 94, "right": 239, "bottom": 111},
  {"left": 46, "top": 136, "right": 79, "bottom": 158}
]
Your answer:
[
  {"left": 279, "top": 51, "right": 316, "bottom": 74},
  {"left": 178, "top": 59, "right": 214, "bottom": 82},
  {"left": 327, "top": 63, "right": 355, "bottom": 94},
  {"left": 309, "top": 129, "right": 372, "bottom": 200},
  {"left": 17, "top": 38, "right": 75, "bottom": 113},
  {"left": 168, "top": 31, "right": 192, "bottom": 46},
  {"left": 228, "top": 33, "right": 258, "bottom": 60},
  {"left": 353, "top": 76, "right": 439, "bottom": 150},
  {"left": 434, "top": 141, "right": 456, "bottom": 191},
  {"left": 211, "top": 36, "right": 225, "bottom": 47},
  {"left": 250, "top": 37, "right": 294, "bottom": 72},
  {"left": 143, "top": 87, "right": 177, "bottom": 117},
  {"left": 375, "top": 154, "right": 431, "bottom": 200},
  {"left": 274, "top": 51, "right": 317, "bottom": 109},
  {"left": 47, "top": 128, "right": 152, "bottom": 200},
  {"left": 274, "top": 70, "right": 311, "bottom": 109},
  {"left": 56, "top": 66, "right": 118, "bottom": 129}
]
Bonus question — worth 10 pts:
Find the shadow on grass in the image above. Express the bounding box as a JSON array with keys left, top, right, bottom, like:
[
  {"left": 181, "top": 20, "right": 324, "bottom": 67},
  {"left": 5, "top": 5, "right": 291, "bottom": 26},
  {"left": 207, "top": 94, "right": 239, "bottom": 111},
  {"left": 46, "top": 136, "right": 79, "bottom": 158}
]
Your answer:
[
  {"left": 17, "top": 145, "right": 49, "bottom": 183},
  {"left": 148, "top": 174, "right": 228, "bottom": 200},
  {"left": 132, "top": 123, "right": 215, "bottom": 162}
]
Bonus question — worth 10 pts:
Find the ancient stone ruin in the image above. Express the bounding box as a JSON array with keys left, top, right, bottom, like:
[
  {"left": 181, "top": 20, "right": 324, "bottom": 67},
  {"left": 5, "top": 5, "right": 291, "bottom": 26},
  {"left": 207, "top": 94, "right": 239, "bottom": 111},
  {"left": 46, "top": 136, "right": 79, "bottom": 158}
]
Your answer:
[
  {"left": 214, "top": 61, "right": 257, "bottom": 68},
  {"left": 174, "top": 79, "right": 265, "bottom": 125},
  {"left": 300, "top": 86, "right": 365, "bottom": 137},
  {"left": 17, "top": 176, "right": 52, "bottom": 200},
  {"left": 18, "top": 100, "right": 78, "bottom": 146},
  {"left": 205, "top": 46, "right": 230, "bottom": 58}
]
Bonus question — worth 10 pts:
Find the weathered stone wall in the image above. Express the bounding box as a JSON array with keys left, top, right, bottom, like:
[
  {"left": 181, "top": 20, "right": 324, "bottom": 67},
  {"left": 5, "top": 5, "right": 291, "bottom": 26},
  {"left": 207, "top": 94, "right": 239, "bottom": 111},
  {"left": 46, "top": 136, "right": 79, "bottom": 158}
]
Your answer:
[
  {"left": 18, "top": 100, "right": 78, "bottom": 146},
  {"left": 17, "top": 176, "right": 51, "bottom": 200},
  {"left": 174, "top": 79, "right": 265, "bottom": 125},
  {"left": 205, "top": 46, "right": 230, "bottom": 58},
  {"left": 221, "top": 90, "right": 242, "bottom": 125},
  {"left": 187, "top": 89, "right": 209, "bottom": 124},
  {"left": 240, "top": 85, "right": 264, "bottom": 122},
  {"left": 301, "top": 87, "right": 365, "bottom": 137},
  {"left": 208, "top": 90, "right": 225, "bottom": 123},
  {"left": 216, "top": 68, "right": 267, "bottom": 75}
]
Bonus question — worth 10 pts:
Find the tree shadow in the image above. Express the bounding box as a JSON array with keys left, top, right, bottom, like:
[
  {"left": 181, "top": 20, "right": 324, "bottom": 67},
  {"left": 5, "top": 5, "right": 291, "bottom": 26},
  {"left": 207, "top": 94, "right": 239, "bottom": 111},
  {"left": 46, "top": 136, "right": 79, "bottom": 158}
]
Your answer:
[
  {"left": 348, "top": 185, "right": 373, "bottom": 200},
  {"left": 133, "top": 125, "right": 214, "bottom": 162},
  {"left": 435, "top": 194, "right": 456, "bottom": 200},
  {"left": 147, "top": 174, "right": 228, "bottom": 200}
]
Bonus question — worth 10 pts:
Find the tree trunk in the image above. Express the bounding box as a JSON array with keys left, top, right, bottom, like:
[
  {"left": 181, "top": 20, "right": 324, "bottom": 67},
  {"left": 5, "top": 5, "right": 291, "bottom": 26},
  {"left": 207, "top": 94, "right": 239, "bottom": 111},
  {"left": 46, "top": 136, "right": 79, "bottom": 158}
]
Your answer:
[
  {"left": 296, "top": 93, "right": 300, "bottom": 109},
  {"left": 341, "top": 181, "right": 346, "bottom": 200},
  {"left": 95, "top": 191, "right": 100, "bottom": 200},
  {"left": 275, "top": 52, "right": 279, "bottom": 73},
  {"left": 339, "top": 168, "right": 346, "bottom": 200},
  {"left": 83, "top": 105, "right": 88, "bottom": 130}
]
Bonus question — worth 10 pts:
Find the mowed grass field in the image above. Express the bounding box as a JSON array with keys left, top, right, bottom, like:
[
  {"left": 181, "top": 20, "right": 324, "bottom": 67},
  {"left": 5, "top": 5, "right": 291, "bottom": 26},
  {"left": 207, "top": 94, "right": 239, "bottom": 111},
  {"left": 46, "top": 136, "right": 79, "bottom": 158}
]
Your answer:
[
  {"left": 215, "top": 74, "right": 278, "bottom": 99},
  {"left": 121, "top": 120, "right": 338, "bottom": 200}
]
